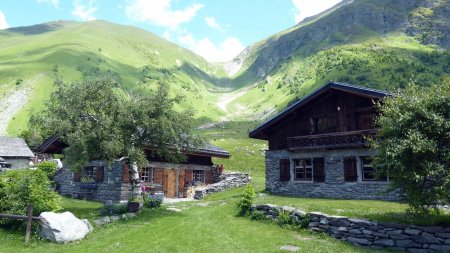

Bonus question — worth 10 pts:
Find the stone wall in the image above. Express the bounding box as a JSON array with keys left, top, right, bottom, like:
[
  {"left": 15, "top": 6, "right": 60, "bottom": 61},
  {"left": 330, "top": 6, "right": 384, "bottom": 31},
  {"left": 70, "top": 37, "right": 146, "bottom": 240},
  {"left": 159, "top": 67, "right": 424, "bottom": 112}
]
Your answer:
[
  {"left": 194, "top": 172, "right": 251, "bottom": 199},
  {"left": 4, "top": 157, "right": 31, "bottom": 169},
  {"left": 252, "top": 204, "right": 450, "bottom": 253},
  {"left": 54, "top": 160, "right": 132, "bottom": 203},
  {"left": 266, "top": 149, "right": 400, "bottom": 200}
]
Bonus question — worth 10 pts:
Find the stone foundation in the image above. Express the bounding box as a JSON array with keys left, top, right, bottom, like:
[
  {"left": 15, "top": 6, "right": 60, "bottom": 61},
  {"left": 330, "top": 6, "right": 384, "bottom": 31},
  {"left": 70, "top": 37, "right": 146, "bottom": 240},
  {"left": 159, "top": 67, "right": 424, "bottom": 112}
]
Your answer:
[
  {"left": 251, "top": 204, "right": 450, "bottom": 253},
  {"left": 266, "top": 149, "right": 400, "bottom": 200},
  {"left": 54, "top": 160, "right": 132, "bottom": 203}
]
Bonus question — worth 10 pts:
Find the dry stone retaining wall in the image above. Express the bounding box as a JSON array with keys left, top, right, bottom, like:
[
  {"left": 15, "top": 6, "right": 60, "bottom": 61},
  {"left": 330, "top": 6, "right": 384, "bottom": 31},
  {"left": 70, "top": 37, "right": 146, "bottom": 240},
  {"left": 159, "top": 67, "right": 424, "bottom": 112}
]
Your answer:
[
  {"left": 251, "top": 204, "right": 450, "bottom": 253},
  {"left": 194, "top": 172, "right": 251, "bottom": 199}
]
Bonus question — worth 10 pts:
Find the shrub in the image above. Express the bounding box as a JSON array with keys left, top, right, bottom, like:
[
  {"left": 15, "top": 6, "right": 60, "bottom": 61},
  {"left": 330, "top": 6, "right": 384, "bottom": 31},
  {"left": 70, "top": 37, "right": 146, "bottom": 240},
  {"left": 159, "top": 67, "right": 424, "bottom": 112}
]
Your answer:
[
  {"left": 0, "top": 170, "right": 60, "bottom": 227},
  {"left": 99, "top": 203, "right": 127, "bottom": 216},
  {"left": 277, "top": 211, "right": 292, "bottom": 227},
  {"left": 236, "top": 185, "right": 256, "bottom": 216},
  {"left": 298, "top": 214, "right": 311, "bottom": 229},
  {"left": 250, "top": 210, "right": 266, "bottom": 221},
  {"left": 37, "top": 161, "right": 57, "bottom": 180},
  {"left": 144, "top": 193, "right": 163, "bottom": 208}
]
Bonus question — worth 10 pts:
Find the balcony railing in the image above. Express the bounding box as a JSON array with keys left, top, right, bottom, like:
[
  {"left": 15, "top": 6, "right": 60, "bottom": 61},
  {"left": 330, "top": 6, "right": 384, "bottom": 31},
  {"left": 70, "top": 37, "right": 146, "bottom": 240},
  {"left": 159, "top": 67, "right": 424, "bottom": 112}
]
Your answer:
[{"left": 287, "top": 129, "right": 377, "bottom": 150}]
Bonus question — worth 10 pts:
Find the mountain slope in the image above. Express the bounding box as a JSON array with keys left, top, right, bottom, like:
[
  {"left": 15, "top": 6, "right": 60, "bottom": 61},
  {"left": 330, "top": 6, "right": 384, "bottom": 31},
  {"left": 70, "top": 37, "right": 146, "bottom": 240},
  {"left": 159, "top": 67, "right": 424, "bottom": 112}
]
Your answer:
[
  {"left": 0, "top": 20, "right": 229, "bottom": 135},
  {"left": 225, "top": 0, "right": 450, "bottom": 119}
]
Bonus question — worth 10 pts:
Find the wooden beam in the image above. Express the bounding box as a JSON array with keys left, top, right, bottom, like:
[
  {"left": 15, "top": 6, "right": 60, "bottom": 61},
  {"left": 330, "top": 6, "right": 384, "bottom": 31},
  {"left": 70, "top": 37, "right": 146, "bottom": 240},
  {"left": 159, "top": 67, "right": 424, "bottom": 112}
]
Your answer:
[{"left": 0, "top": 213, "right": 42, "bottom": 221}]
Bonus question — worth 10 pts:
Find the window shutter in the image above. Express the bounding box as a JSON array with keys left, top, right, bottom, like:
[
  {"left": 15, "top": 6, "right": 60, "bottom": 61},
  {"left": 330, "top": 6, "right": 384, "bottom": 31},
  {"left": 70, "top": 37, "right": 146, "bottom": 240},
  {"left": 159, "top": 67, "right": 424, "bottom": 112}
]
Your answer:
[
  {"left": 95, "top": 166, "right": 104, "bottom": 182},
  {"left": 205, "top": 170, "right": 212, "bottom": 184},
  {"left": 279, "top": 159, "right": 291, "bottom": 182},
  {"left": 122, "top": 164, "right": 130, "bottom": 183},
  {"left": 74, "top": 171, "right": 81, "bottom": 182},
  {"left": 344, "top": 157, "right": 357, "bottom": 182},
  {"left": 313, "top": 158, "right": 325, "bottom": 182},
  {"left": 185, "top": 170, "right": 193, "bottom": 185}
]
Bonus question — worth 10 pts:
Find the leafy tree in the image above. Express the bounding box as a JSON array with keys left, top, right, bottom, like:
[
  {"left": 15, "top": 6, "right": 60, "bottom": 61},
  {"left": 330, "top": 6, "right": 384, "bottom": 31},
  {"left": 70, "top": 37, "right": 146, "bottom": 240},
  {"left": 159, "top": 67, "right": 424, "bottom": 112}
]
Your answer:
[
  {"left": 31, "top": 74, "right": 201, "bottom": 171},
  {"left": 372, "top": 82, "right": 450, "bottom": 214}
]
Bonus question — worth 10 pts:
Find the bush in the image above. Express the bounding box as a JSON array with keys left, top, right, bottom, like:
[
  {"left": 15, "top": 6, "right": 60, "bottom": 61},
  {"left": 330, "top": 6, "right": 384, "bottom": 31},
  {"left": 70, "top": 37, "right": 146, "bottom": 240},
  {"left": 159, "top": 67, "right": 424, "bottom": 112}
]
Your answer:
[
  {"left": 277, "top": 211, "right": 292, "bottom": 227},
  {"left": 99, "top": 203, "right": 127, "bottom": 216},
  {"left": 144, "top": 193, "right": 163, "bottom": 208},
  {"left": 250, "top": 210, "right": 266, "bottom": 221},
  {"left": 37, "top": 161, "right": 57, "bottom": 180},
  {"left": 236, "top": 185, "right": 256, "bottom": 216},
  {"left": 298, "top": 214, "right": 311, "bottom": 229},
  {"left": 0, "top": 170, "right": 60, "bottom": 227}
]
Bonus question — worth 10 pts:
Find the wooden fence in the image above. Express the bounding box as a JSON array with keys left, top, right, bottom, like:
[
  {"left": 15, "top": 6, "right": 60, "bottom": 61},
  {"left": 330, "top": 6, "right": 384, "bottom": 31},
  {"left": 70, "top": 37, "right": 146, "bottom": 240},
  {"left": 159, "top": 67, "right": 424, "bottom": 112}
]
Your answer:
[{"left": 0, "top": 204, "right": 43, "bottom": 243}]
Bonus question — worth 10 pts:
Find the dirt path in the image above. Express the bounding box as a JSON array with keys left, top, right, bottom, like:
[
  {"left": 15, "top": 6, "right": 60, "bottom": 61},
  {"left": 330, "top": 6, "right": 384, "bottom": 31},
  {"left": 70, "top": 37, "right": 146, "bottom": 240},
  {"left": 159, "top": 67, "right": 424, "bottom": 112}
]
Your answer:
[
  {"left": 216, "top": 82, "right": 257, "bottom": 115},
  {"left": 0, "top": 88, "right": 31, "bottom": 135},
  {"left": 0, "top": 74, "right": 44, "bottom": 135}
]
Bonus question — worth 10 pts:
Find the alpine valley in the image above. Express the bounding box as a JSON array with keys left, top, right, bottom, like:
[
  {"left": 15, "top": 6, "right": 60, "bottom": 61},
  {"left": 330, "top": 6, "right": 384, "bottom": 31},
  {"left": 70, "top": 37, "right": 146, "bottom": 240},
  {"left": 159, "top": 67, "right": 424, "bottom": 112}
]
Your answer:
[{"left": 1, "top": 0, "right": 449, "bottom": 141}]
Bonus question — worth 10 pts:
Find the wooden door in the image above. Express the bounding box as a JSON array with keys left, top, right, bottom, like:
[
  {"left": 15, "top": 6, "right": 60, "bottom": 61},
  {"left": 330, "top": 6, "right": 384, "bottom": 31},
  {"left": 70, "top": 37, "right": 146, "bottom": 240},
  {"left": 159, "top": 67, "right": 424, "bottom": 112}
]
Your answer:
[
  {"left": 164, "top": 169, "right": 177, "bottom": 198},
  {"left": 178, "top": 169, "right": 185, "bottom": 197}
]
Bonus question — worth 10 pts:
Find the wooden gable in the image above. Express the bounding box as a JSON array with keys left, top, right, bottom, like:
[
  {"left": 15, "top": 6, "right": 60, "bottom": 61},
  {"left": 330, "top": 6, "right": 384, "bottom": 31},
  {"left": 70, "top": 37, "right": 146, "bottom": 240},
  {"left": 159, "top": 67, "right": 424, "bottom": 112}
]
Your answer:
[{"left": 249, "top": 82, "right": 389, "bottom": 150}]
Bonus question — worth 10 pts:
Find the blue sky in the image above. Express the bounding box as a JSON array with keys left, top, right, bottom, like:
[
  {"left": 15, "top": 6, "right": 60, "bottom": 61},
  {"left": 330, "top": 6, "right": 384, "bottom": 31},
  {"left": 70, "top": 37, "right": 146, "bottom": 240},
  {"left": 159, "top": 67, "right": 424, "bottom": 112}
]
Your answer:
[{"left": 0, "top": 0, "right": 342, "bottom": 62}]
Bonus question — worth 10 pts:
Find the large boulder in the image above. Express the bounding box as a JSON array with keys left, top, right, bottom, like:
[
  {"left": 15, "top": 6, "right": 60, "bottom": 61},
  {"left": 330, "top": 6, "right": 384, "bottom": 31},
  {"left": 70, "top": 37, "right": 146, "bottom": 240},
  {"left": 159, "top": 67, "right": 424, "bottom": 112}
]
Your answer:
[{"left": 39, "top": 211, "right": 92, "bottom": 243}]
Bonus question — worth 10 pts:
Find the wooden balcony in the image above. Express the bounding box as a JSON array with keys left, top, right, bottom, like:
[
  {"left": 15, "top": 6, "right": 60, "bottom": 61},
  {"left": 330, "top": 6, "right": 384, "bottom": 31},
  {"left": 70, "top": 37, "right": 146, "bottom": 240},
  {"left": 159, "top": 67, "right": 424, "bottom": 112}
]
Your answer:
[{"left": 287, "top": 129, "right": 377, "bottom": 151}]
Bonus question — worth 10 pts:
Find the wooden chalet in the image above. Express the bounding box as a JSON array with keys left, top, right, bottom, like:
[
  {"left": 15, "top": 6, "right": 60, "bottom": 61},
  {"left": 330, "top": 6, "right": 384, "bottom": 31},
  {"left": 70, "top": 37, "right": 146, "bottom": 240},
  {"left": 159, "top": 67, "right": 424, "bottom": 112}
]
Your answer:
[
  {"left": 36, "top": 136, "right": 229, "bottom": 202},
  {"left": 250, "top": 81, "right": 399, "bottom": 200}
]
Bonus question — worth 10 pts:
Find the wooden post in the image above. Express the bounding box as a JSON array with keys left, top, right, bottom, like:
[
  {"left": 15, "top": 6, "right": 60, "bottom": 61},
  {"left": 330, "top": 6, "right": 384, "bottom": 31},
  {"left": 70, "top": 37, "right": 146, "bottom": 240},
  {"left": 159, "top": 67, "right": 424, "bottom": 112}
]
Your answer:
[{"left": 25, "top": 204, "right": 33, "bottom": 243}]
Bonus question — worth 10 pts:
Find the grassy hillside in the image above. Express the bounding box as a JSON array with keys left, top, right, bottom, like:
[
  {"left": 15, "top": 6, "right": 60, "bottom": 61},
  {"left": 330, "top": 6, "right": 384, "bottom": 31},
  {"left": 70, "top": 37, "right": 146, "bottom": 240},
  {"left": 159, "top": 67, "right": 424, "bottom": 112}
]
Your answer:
[
  {"left": 224, "top": 0, "right": 450, "bottom": 119},
  {"left": 2, "top": 0, "right": 450, "bottom": 139},
  {"left": 0, "top": 20, "right": 228, "bottom": 136}
]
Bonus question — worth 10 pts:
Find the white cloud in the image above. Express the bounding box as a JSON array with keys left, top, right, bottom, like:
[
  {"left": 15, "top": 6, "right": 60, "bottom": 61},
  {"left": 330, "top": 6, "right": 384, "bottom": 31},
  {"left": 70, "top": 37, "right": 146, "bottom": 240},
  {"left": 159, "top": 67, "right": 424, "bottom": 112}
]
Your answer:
[
  {"left": 205, "top": 16, "right": 225, "bottom": 32},
  {"left": 0, "top": 11, "right": 9, "bottom": 30},
  {"left": 125, "top": 0, "right": 203, "bottom": 29},
  {"left": 72, "top": 0, "right": 98, "bottom": 21},
  {"left": 178, "top": 33, "right": 244, "bottom": 62},
  {"left": 292, "top": 0, "right": 342, "bottom": 23},
  {"left": 37, "top": 0, "right": 60, "bottom": 8}
]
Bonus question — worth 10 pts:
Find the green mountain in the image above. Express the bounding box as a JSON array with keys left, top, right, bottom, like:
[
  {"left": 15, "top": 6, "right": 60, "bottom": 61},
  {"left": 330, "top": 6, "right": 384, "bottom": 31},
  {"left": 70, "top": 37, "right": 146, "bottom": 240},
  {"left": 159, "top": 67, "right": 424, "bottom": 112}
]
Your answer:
[
  {"left": 1, "top": 0, "right": 450, "bottom": 137},
  {"left": 0, "top": 20, "right": 229, "bottom": 136},
  {"left": 225, "top": 0, "right": 450, "bottom": 119}
]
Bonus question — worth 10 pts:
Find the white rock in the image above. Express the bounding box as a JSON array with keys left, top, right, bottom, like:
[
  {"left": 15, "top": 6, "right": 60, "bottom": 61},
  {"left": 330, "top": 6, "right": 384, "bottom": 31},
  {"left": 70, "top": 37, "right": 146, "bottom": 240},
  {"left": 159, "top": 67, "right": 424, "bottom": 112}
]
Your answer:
[
  {"left": 40, "top": 212, "right": 91, "bottom": 243},
  {"left": 81, "top": 219, "right": 94, "bottom": 232}
]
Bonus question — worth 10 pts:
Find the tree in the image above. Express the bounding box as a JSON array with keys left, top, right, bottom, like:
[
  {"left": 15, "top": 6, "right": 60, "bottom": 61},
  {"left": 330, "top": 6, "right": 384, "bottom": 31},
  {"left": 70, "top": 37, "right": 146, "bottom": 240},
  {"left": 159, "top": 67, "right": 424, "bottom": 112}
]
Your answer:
[
  {"left": 31, "top": 74, "right": 201, "bottom": 171},
  {"left": 372, "top": 82, "right": 450, "bottom": 214}
]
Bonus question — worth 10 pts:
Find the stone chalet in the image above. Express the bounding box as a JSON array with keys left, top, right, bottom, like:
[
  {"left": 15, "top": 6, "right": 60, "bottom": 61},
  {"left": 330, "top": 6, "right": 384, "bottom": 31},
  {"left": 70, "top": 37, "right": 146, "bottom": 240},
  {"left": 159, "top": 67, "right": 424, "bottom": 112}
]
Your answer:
[
  {"left": 0, "top": 136, "right": 34, "bottom": 170},
  {"left": 36, "top": 136, "right": 230, "bottom": 203},
  {"left": 249, "top": 81, "right": 400, "bottom": 200}
]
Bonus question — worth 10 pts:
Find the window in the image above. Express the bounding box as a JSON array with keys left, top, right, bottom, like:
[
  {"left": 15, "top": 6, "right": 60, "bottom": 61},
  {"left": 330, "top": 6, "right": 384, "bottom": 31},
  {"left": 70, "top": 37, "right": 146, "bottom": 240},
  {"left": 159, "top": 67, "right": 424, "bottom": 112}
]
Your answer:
[
  {"left": 141, "top": 168, "right": 153, "bottom": 182},
  {"left": 192, "top": 170, "right": 204, "bottom": 183},
  {"left": 361, "top": 157, "right": 387, "bottom": 181},
  {"left": 84, "top": 166, "right": 96, "bottom": 180},
  {"left": 294, "top": 159, "right": 313, "bottom": 181}
]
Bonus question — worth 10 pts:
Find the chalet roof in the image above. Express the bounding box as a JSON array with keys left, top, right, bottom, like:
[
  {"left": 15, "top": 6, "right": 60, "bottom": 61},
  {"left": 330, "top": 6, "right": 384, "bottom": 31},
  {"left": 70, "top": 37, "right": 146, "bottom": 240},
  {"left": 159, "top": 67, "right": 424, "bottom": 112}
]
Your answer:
[
  {"left": 249, "top": 81, "right": 390, "bottom": 139},
  {"left": 190, "top": 143, "right": 230, "bottom": 158},
  {"left": 0, "top": 136, "right": 34, "bottom": 158},
  {"left": 37, "top": 136, "right": 230, "bottom": 159}
]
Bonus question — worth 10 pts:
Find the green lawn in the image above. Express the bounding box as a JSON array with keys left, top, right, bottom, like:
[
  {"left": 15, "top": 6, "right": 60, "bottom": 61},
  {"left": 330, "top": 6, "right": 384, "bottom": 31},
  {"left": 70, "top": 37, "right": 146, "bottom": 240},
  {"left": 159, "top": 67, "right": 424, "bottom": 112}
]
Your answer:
[
  {"left": 0, "top": 189, "right": 384, "bottom": 253},
  {"left": 59, "top": 197, "right": 104, "bottom": 219}
]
